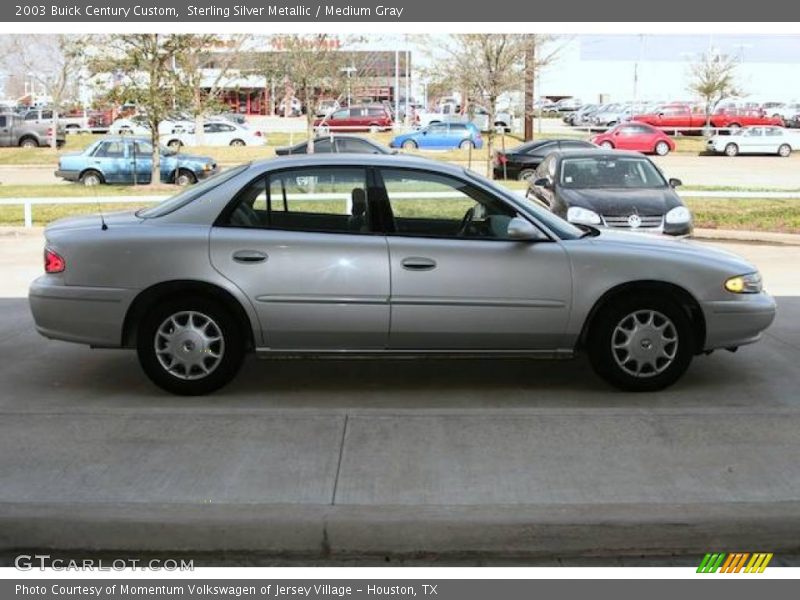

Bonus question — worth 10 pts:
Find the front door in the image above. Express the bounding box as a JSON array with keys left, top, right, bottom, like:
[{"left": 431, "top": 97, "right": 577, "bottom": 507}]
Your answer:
[
  {"left": 377, "top": 167, "right": 572, "bottom": 350},
  {"left": 210, "top": 166, "right": 390, "bottom": 350}
]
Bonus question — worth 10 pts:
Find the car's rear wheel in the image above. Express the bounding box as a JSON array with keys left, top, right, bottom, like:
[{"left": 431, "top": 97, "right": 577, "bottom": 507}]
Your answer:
[
  {"left": 229, "top": 139, "right": 245, "bottom": 147},
  {"left": 401, "top": 139, "right": 417, "bottom": 150},
  {"left": 654, "top": 141, "right": 670, "bottom": 156},
  {"left": 778, "top": 143, "right": 792, "bottom": 157},
  {"left": 599, "top": 141, "right": 614, "bottom": 149},
  {"left": 19, "top": 137, "right": 39, "bottom": 148},
  {"left": 724, "top": 143, "right": 739, "bottom": 157},
  {"left": 459, "top": 139, "right": 474, "bottom": 150},
  {"left": 175, "top": 169, "right": 197, "bottom": 186},
  {"left": 518, "top": 168, "right": 537, "bottom": 182},
  {"left": 369, "top": 124, "right": 380, "bottom": 133},
  {"left": 587, "top": 294, "right": 694, "bottom": 392},
  {"left": 136, "top": 297, "right": 245, "bottom": 395},
  {"left": 166, "top": 139, "right": 182, "bottom": 149},
  {"left": 80, "top": 170, "right": 103, "bottom": 186}
]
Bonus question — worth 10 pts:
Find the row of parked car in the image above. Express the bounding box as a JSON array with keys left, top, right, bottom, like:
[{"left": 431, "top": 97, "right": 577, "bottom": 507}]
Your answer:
[{"left": 563, "top": 100, "right": 795, "bottom": 133}]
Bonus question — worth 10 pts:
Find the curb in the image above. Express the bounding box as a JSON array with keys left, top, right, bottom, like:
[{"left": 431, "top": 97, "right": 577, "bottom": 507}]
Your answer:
[
  {"left": 2, "top": 502, "right": 799, "bottom": 557},
  {"left": 693, "top": 228, "right": 800, "bottom": 246}
]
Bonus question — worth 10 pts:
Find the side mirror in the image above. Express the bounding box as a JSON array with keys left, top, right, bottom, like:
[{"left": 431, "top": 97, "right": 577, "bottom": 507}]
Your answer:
[
  {"left": 532, "top": 177, "right": 551, "bottom": 189},
  {"left": 669, "top": 178, "right": 682, "bottom": 188},
  {"left": 507, "top": 217, "right": 546, "bottom": 241}
]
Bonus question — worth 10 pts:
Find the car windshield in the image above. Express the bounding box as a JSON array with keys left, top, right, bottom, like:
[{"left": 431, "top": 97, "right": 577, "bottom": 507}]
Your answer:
[
  {"left": 560, "top": 157, "right": 667, "bottom": 189},
  {"left": 137, "top": 165, "right": 248, "bottom": 218}
]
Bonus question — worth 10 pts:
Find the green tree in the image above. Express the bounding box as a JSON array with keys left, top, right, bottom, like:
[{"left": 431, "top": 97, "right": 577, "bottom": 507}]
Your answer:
[
  {"left": 92, "top": 34, "right": 189, "bottom": 185},
  {"left": 688, "top": 50, "right": 742, "bottom": 131}
]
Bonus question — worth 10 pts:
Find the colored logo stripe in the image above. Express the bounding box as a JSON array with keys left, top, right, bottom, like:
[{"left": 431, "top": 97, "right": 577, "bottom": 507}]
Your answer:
[{"left": 697, "top": 553, "right": 773, "bottom": 573}]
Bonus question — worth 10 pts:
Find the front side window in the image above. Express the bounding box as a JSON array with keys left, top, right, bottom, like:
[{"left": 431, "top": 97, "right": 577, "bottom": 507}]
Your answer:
[
  {"left": 380, "top": 168, "right": 518, "bottom": 240},
  {"left": 223, "top": 167, "right": 371, "bottom": 234}
]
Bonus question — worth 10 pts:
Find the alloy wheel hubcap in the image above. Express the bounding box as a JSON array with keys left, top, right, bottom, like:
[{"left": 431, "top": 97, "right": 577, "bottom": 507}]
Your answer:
[
  {"left": 155, "top": 311, "right": 225, "bottom": 380},
  {"left": 611, "top": 309, "right": 678, "bottom": 378}
]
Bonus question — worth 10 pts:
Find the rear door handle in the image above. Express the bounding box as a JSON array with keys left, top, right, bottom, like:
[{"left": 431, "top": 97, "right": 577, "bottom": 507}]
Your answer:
[
  {"left": 233, "top": 250, "right": 268, "bottom": 263},
  {"left": 401, "top": 257, "right": 436, "bottom": 271}
]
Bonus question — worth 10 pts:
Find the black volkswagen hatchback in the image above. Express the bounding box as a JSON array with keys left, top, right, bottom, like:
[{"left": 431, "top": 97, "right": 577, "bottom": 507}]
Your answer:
[{"left": 525, "top": 149, "right": 692, "bottom": 236}]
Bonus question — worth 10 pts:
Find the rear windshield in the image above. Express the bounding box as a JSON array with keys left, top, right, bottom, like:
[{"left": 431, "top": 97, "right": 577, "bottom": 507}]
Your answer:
[{"left": 137, "top": 165, "right": 248, "bottom": 218}]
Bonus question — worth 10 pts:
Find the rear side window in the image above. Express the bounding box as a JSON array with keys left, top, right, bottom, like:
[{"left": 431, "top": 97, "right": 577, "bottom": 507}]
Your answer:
[
  {"left": 367, "top": 107, "right": 386, "bottom": 117},
  {"left": 93, "top": 141, "right": 126, "bottom": 158},
  {"left": 222, "top": 167, "right": 372, "bottom": 235},
  {"left": 0, "top": 116, "right": 5, "bottom": 127}
]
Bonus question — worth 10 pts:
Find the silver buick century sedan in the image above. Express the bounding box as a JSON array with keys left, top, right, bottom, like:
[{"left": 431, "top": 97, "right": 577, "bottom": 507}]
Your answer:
[{"left": 29, "top": 155, "right": 776, "bottom": 395}]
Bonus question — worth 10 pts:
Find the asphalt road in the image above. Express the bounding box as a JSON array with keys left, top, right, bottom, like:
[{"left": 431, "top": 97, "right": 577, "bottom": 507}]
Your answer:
[{"left": 1, "top": 230, "right": 799, "bottom": 560}]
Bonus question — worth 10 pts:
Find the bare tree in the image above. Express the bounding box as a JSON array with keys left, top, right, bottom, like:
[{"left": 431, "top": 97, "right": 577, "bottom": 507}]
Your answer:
[
  {"left": 173, "top": 34, "right": 248, "bottom": 145},
  {"left": 438, "top": 35, "right": 525, "bottom": 175},
  {"left": 688, "top": 50, "right": 742, "bottom": 130},
  {"left": 92, "top": 34, "right": 189, "bottom": 186},
  {"left": 268, "top": 34, "right": 350, "bottom": 153},
  {"left": 13, "top": 35, "right": 86, "bottom": 149}
]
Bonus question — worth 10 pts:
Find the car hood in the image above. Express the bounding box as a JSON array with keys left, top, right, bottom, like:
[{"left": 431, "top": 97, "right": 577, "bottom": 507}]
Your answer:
[
  {"left": 46, "top": 210, "right": 143, "bottom": 234},
  {"left": 561, "top": 187, "right": 682, "bottom": 215},
  {"left": 589, "top": 228, "right": 756, "bottom": 272}
]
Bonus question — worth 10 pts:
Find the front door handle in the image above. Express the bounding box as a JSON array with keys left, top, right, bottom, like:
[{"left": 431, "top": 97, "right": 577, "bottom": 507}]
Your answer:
[
  {"left": 233, "top": 250, "right": 268, "bottom": 263},
  {"left": 401, "top": 257, "right": 436, "bottom": 271}
]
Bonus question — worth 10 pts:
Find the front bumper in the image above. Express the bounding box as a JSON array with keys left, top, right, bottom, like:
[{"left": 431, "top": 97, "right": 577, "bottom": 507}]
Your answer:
[
  {"left": 702, "top": 292, "right": 777, "bottom": 351},
  {"left": 29, "top": 275, "right": 135, "bottom": 347}
]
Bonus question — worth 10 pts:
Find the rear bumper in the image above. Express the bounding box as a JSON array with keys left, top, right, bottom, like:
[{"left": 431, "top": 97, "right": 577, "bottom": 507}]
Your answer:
[
  {"left": 702, "top": 293, "right": 777, "bottom": 350},
  {"left": 29, "top": 276, "right": 135, "bottom": 347},
  {"left": 54, "top": 169, "right": 80, "bottom": 182}
]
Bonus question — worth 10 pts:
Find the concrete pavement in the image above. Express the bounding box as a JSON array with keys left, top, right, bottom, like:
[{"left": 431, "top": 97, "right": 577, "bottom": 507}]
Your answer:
[{"left": 1, "top": 232, "right": 799, "bottom": 559}]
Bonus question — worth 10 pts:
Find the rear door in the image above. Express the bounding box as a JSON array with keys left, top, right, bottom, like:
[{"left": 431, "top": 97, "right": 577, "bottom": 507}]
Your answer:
[{"left": 210, "top": 166, "right": 390, "bottom": 350}]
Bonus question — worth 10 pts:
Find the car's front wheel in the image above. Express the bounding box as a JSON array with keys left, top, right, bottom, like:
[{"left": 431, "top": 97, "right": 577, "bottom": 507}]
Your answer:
[
  {"left": 136, "top": 297, "right": 245, "bottom": 395},
  {"left": 599, "top": 141, "right": 614, "bottom": 149},
  {"left": 778, "top": 143, "right": 792, "bottom": 157},
  {"left": 459, "top": 139, "right": 474, "bottom": 150},
  {"left": 587, "top": 294, "right": 694, "bottom": 392},
  {"left": 229, "top": 139, "right": 246, "bottom": 147},
  {"left": 175, "top": 169, "right": 197, "bottom": 186},
  {"left": 724, "top": 143, "right": 739, "bottom": 157},
  {"left": 401, "top": 139, "right": 417, "bottom": 150}
]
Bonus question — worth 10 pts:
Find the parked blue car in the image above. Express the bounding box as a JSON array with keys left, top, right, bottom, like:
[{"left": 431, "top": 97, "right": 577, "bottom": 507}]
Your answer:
[
  {"left": 55, "top": 137, "right": 218, "bottom": 186},
  {"left": 390, "top": 122, "right": 484, "bottom": 151}
]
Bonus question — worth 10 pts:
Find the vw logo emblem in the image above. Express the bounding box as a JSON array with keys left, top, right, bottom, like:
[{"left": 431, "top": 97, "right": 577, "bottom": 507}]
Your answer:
[{"left": 627, "top": 214, "right": 642, "bottom": 228}]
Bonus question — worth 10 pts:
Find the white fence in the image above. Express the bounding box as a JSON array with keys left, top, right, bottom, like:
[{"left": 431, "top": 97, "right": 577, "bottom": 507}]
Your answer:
[{"left": 3, "top": 191, "right": 800, "bottom": 228}]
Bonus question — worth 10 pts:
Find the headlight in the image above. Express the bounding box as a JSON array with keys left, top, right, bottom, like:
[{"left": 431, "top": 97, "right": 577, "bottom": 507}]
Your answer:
[
  {"left": 665, "top": 206, "right": 691, "bottom": 224},
  {"left": 725, "top": 272, "right": 762, "bottom": 294},
  {"left": 567, "top": 206, "right": 601, "bottom": 225},
  {"left": 203, "top": 163, "right": 214, "bottom": 171}
]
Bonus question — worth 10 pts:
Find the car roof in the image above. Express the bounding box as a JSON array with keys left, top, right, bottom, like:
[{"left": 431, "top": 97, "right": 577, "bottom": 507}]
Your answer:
[
  {"left": 549, "top": 148, "right": 650, "bottom": 161},
  {"left": 250, "top": 153, "right": 466, "bottom": 176}
]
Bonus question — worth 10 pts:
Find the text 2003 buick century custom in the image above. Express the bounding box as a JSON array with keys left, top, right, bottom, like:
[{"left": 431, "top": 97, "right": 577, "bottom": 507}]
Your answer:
[{"left": 29, "top": 155, "right": 776, "bottom": 395}]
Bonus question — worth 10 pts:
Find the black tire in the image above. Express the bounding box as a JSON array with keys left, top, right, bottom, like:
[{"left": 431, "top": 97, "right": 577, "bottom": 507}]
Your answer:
[
  {"left": 724, "top": 143, "right": 739, "bottom": 157},
  {"left": 136, "top": 296, "right": 246, "bottom": 395},
  {"left": 654, "top": 141, "right": 670, "bottom": 156},
  {"left": 401, "top": 139, "right": 417, "bottom": 150},
  {"left": 459, "top": 139, "right": 474, "bottom": 150},
  {"left": 229, "top": 139, "right": 245, "bottom": 147},
  {"left": 166, "top": 139, "right": 182, "bottom": 149},
  {"left": 80, "top": 170, "right": 103, "bottom": 186},
  {"left": 778, "top": 143, "right": 792, "bottom": 157},
  {"left": 587, "top": 294, "right": 694, "bottom": 392},
  {"left": 175, "top": 169, "right": 197, "bottom": 186},
  {"left": 19, "top": 137, "right": 39, "bottom": 148}
]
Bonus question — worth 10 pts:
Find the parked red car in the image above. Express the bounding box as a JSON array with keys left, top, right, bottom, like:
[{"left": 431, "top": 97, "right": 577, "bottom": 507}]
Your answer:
[
  {"left": 633, "top": 103, "right": 783, "bottom": 133},
  {"left": 590, "top": 122, "right": 676, "bottom": 156},
  {"left": 313, "top": 104, "right": 393, "bottom": 132}
]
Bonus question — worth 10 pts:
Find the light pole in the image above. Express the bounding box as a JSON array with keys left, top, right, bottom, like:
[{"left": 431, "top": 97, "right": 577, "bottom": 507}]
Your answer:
[{"left": 340, "top": 66, "right": 356, "bottom": 106}]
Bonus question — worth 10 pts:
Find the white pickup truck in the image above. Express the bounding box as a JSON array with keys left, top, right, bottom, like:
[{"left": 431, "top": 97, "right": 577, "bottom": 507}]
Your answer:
[{"left": 416, "top": 103, "right": 513, "bottom": 132}]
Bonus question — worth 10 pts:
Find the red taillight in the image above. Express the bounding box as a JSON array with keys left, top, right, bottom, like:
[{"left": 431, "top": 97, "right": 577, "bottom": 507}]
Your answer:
[
  {"left": 496, "top": 153, "right": 508, "bottom": 165},
  {"left": 44, "top": 248, "right": 65, "bottom": 273}
]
